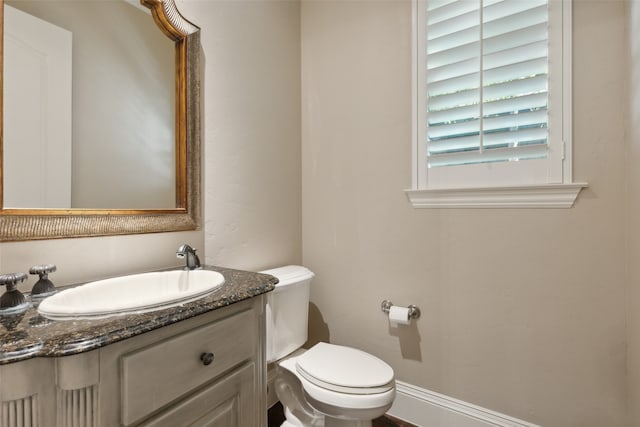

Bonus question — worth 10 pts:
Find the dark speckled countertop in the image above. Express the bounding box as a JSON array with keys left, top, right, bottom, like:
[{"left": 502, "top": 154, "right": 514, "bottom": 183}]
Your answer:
[{"left": 0, "top": 266, "right": 276, "bottom": 365}]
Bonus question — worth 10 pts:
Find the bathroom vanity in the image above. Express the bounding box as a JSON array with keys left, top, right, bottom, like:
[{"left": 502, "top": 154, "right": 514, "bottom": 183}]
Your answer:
[{"left": 0, "top": 267, "right": 276, "bottom": 427}]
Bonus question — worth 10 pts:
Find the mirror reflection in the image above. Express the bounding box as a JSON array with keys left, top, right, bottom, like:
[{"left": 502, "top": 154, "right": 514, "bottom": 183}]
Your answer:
[{"left": 3, "top": 0, "right": 175, "bottom": 209}]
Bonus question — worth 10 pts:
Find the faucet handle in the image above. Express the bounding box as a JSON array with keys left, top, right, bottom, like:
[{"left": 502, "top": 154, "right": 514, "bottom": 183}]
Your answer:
[
  {"left": 29, "top": 264, "right": 57, "bottom": 296},
  {"left": 29, "top": 264, "right": 56, "bottom": 277},
  {"left": 0, "top": 273, "right": 28, "bottom": 287},
  {"left": 0, "top": 273, "right": 28, "bottom": 310}
]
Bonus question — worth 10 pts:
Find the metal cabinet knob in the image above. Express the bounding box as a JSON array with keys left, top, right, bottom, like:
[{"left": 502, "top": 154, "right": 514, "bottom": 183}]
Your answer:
[{"left": 200, "top": 352, "right": 214, "bottom": 366}]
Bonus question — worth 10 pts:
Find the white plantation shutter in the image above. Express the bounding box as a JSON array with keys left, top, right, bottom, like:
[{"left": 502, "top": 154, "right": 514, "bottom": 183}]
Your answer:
[
  {"left": 408, "top": 0, "right": 584, "bottom": 208},
  {"left": 426, "top": 0, "right": 549, "bottom": 168}
]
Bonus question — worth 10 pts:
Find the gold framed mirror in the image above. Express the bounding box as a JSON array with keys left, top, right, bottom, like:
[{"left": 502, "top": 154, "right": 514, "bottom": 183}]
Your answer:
[{"left": 0, "top": 0, "right": 201, "bottom": 241}]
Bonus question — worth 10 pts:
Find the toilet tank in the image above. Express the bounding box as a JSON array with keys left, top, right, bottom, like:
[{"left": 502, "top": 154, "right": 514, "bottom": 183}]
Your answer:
[{"left": 260, "top": 265, "right": 315, "bottom": 363}]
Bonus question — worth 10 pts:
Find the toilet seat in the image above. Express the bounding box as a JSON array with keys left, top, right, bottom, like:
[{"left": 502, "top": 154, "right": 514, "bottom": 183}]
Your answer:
[
  {"left": 295, "top": 343, "right": 395, "bottom": 395},
  {"left": 279, "top": 356, "right": 396, "bottom": 412}
]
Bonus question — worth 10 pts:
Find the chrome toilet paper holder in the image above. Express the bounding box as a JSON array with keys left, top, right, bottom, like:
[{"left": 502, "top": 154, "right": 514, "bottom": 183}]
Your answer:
[{"left": 381, "top": 300, "right": 421, "bottom": 320}]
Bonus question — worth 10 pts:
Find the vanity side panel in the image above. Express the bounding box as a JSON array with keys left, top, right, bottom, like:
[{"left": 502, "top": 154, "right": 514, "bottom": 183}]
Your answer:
[
  {"left": 254, "top": 294, "right": 267, "bottom": 427},
  {"left": 0, "top": 358, "right": 56, "bottom": 427}
]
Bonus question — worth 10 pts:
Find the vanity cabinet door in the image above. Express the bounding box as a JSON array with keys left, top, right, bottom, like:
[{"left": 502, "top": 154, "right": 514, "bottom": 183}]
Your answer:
[{"left": 140, "top": 363, "right": 255, "bottom": 427}]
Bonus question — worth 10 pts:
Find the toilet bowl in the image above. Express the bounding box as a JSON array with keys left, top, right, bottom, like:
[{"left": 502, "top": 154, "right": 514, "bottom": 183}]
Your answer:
[
  {"left": 277, "top": 343, "right": 395, "bottom": 427},
  {"left": 262, "top": 265, "right": 396, "bottom": 427}
]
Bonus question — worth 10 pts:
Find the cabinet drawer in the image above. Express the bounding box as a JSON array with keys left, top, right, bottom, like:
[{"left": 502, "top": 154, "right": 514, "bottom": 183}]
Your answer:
[{"left": 121, "top": 309, "right": 256, "bottom": 425}]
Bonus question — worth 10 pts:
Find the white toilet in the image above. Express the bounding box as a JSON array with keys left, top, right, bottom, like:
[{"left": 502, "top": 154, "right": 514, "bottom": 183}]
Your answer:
[{"left": 262, "top": 265, "right": 396, "bottom": 427}]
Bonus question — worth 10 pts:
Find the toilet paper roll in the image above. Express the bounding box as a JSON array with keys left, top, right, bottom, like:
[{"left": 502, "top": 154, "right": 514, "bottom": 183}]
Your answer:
[{"left": 388, "top": 306, "right": 411, "bottom": 326}]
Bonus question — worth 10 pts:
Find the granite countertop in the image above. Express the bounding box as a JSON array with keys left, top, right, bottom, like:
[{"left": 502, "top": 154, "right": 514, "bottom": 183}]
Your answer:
[{"left": 0, "top": 266, "right": 277, "bottom": 365}]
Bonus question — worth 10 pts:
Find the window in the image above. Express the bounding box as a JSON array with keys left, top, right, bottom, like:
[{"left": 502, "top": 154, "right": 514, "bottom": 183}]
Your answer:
[{"left": 406, "top": 0, "right": 586, "bottom": 208}]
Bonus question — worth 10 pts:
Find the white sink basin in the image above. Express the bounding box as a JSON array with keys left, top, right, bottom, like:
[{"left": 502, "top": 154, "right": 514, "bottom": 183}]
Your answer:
[{"left": 37, "top": 269, "right": 225, "bottom": 320}]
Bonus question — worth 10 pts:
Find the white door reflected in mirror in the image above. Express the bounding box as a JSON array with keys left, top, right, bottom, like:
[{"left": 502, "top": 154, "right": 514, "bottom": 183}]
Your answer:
[{"left": 4, "top": 5, "right": 72, "bottom": 208}]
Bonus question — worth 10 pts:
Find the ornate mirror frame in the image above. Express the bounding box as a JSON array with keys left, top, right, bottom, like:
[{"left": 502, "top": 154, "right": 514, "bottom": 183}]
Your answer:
[{"left": 0, "top": 0, "right": 201, "bottom": 241}]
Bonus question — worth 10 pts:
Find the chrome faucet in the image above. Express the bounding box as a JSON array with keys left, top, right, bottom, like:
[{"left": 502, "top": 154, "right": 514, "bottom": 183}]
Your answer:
[{"left": 176, "top": 244, "right": 201, "bottom": 270}]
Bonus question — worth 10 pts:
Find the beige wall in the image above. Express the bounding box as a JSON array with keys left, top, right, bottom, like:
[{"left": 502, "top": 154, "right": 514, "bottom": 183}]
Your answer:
[
  {"left": 628, "top": 1, "right": 640, "bottom": 423},
  {"left": 302, "top": 1, "right": 628, "bottom": 425},
  {"left": 177, "top": 0, "right": 302, "bottom": 271}
]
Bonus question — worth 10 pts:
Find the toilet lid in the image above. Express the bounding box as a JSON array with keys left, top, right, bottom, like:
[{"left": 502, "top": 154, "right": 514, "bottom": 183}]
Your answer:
[{"left": 295, "top": 343, "right": 394, "bottom": 395}]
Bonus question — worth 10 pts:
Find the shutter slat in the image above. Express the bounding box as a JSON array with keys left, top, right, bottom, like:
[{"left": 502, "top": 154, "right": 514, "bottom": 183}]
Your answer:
[
  {"left": 429, "top": 88, "right": 480, "bottom": 112},
  {"left": 428, "top": 24, "right": 479, "bottom": 54},
  {"left": 428, "top": 8, "right": 479, "bottom": 40},
  {"left": 429, "top": 127, "right": 548, "bottom": 154},
  {"left": 483, "top": 58, "right": 547, "bottom": 87},
  {"left": 429, "top": 144, "right": 548, "bottom": 167},
  {"left": 483, "top": 109, "right": 547, "bottom": 132},
  {"left": 483, "top": 127, "right": 548, "bottom": 148},
  {"left": 429, "top": 103, "right": 480, "bottom": 125},
  {"left": 483, "top": 73, "right": 547, "bottom": 101},
  {"left": 427, "top": 40, "right": 479, "bottom": 70},
  {"left": 483, "top": 22, "right": 547, "bottom": 55},
  {"left": 428, "top": 0, "right": 458, "bottom": 12},
  {"left": 483, "top": 0, "right": 547, "bottom": 23},
  {"left": 428, "top": 57, "right": 479, "bottom": 84},
  {"left": 428, "top": 72, "right": 479, "bottom": 97},
  {"left": 428, "top": 0, "right": 478, "bottom": 26},
  {"left": 428, "top": 134, "right": 480, "bottom": 154},
  {"left": 483, "top": 40, "right": 547, "bottom": 71},
  {"left": 428, "top": 118, "right": 480, "bottom": 140},
  {"left": 483, "top": 92, "right": 547, "bottom": 117},
  {"left": 483, "top": 4, "right": 547, "bottom": 38}
]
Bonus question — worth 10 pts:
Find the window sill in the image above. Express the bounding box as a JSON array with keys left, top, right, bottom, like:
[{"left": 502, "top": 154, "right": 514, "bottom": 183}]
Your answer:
[{"left": 405, "top": 183, "right": 588, "bottom": 209}]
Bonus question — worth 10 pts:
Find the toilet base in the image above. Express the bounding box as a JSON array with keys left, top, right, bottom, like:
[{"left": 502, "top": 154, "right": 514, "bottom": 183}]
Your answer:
[
  {"left": 280, "top": 417, "right": 371, "bottom": 427},
  {"left": 323, "top": 418, "right": 371, "bottom": 427}
]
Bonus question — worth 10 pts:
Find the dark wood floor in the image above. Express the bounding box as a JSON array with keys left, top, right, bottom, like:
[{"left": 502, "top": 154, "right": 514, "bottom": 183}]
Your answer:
[{"left": 268, "top": 402, "right": 416, "bottom": 427}]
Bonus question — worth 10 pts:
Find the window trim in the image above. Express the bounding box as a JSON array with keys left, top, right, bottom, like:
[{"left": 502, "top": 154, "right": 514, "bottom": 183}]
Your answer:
[
  {"left": 406, "top": 183, "right": 585, "bottom": 208},
  {"left": 406, "top": 0, "right": 587, "bottom": 209}
]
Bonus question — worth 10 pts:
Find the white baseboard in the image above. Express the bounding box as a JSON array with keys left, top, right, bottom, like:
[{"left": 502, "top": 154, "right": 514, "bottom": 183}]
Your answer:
[{"left": 387, "top": 381, "right": 540, "bottom": 427}]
